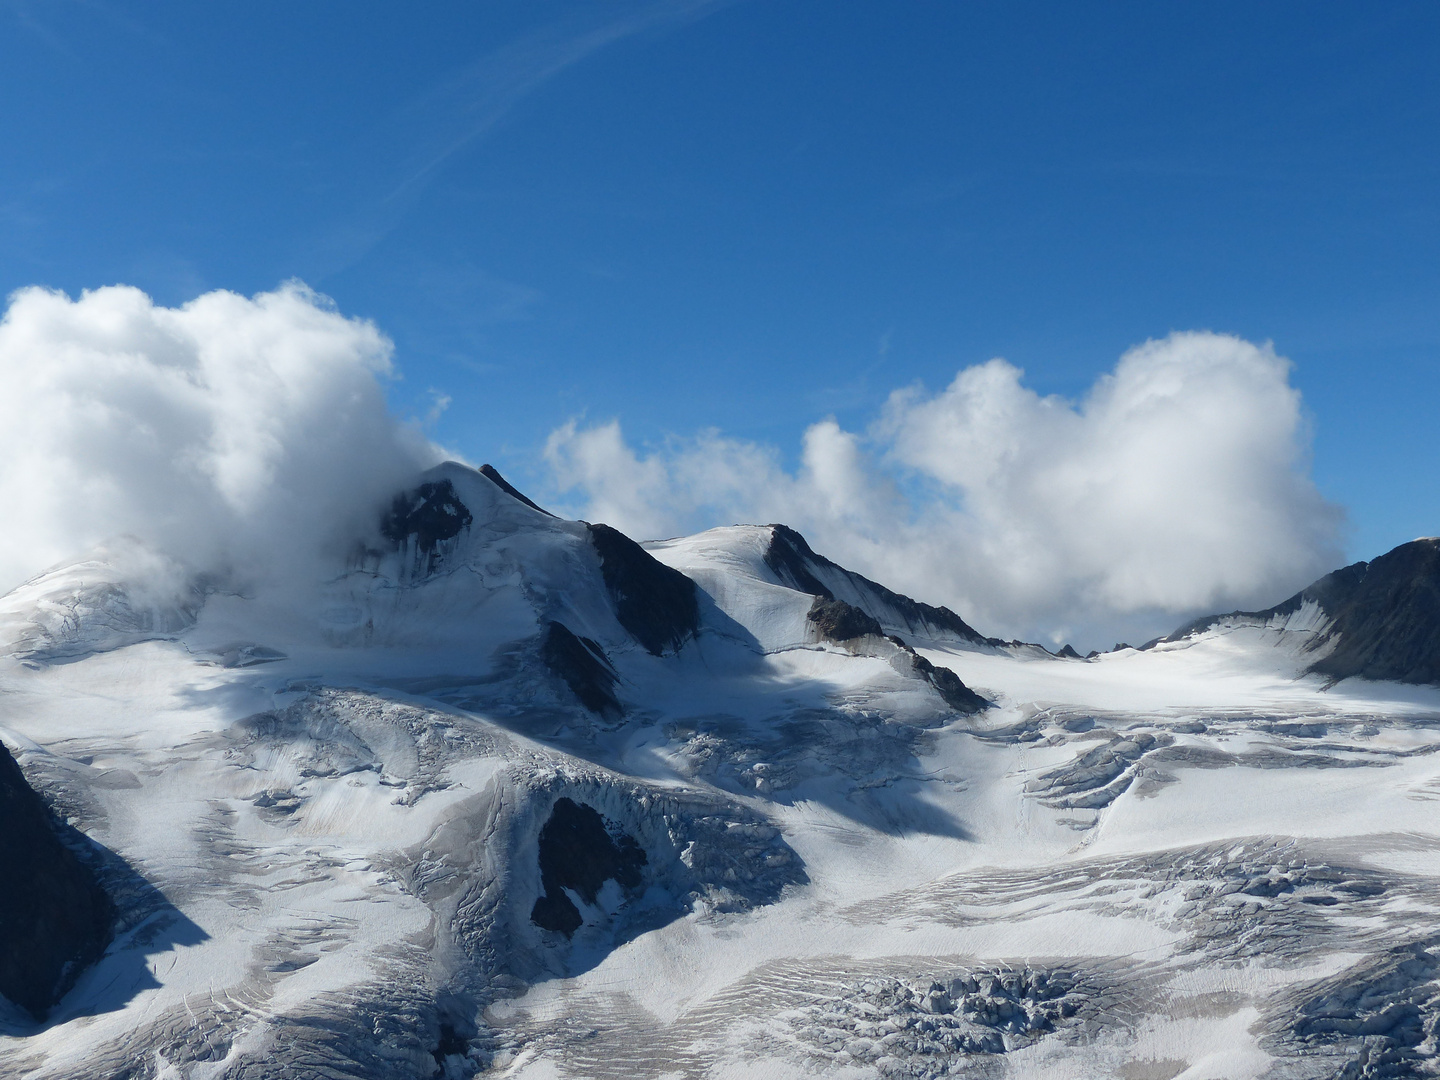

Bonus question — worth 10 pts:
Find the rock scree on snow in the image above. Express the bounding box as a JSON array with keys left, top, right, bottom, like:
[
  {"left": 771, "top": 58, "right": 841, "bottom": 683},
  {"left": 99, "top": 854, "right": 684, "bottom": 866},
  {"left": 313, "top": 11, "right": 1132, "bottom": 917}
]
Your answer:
[
  {"left": 530, "top": 797, "right": 648, "bottom": 937},
  {"left": 0, "top": 740, "right": 115, "bottom": 1021},
  {"left": 586, "top": 523, "right": 699, "bottom": 656},
  {"left": 539, "top": 621, "right": 622, "bottom": 720}
]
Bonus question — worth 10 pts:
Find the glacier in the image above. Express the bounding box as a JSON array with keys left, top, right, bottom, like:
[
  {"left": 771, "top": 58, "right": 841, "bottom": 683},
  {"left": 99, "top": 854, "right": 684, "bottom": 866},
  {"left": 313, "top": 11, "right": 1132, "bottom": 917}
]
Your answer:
[{"left": 1, "top": 461, "right": 1439, "bottom": 1079}]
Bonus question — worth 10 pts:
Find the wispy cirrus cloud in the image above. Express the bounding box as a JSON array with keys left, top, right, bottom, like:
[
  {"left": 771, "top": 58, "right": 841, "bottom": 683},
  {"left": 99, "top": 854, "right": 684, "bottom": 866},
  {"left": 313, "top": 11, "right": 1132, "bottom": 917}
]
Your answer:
[
  {"left": 308, "top": 0, "right": 738, "bottom": 279},
  {"left": 390, "top": 0, "right": 732, "bottom": 200}
]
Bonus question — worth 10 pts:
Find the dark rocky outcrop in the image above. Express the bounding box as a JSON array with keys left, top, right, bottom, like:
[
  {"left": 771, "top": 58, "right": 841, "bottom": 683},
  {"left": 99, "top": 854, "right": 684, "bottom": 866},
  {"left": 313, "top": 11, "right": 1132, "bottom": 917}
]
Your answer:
[
  {"left": 479, "top": 464, "right": 554, "bottom": 517},
  {"left": 1307, "top": 540, "right": 1440, "bottom": 685},
  {"left": 766, "top": 526, "right": 990, "bottom": 645},
  {"left": 381, "top": 479, "right": 473, "bottom": 554},
  {"left": 1157, "top": 562, "right": 1367, "bottom": 649},
  {"left": 0, "top": 741, "right": 114, "bottom": 1020},
  {"left": 764, "top": 524, "right": 837, "bottom": 599},
  {"left": 431, "top": 1019, "right": 472, "bottom": 1072},
  {"left": 910, "top": 653, "right": 991, "bottom": 714},
  {"left": 540, "top": 622, "right": 622, "bottom": 719},
  {"left": 1155, "top": 538, "right": 1440, "bottom": 686},
  {"left": 808, "top": 598, "right": 988, "bottom": 714},
  {"left": 587, "top": 524, "right": 699, "bottom": 656},
  {"left": 530, "top": 798, "right": 647, "bottom": 937},
  {"left": 807, "top": 598, "right": 885, "bottom": 643}
]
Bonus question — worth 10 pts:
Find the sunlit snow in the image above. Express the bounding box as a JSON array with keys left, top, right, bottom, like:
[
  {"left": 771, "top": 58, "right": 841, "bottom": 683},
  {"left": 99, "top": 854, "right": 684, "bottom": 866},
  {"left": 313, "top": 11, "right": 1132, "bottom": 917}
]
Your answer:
[{"left": 2, "top": 463, "right": 1437, "bottom": 1079}]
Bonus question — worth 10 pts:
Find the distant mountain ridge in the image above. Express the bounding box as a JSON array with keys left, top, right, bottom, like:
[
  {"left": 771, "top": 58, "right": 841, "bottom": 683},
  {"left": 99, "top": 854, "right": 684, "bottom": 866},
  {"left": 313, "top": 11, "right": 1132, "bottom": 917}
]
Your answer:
[{"left": 1151, "top": 537, "right": 1440, "bottom": 686}]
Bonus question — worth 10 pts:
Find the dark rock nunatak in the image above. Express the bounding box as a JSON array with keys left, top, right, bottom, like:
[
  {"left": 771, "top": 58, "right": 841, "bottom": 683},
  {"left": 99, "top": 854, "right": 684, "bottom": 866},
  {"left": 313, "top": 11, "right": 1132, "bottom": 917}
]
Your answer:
[
  {"left": 1306, "top": 539, "right": 1440, "bottom": 685},
  {"left": 587, "top": 524, "right": 699, "bottom": 656},
  {"left": 910, "top": 652, "right": 990, "bottom": 714},
  {"left": 530, "top": 798, "right": 647, "bottom": 936},
  {"left": 808, "top": 597, "right": 989, "bottom": 715},
  {"left": 807, "top": 598, "right": 885, "bottom": 643},
  {"left": 540, "top": 622, "right": 622, "bottom": 719},
  {"left": 0, "top": 740, "right": 114, "bottom": 1020}
]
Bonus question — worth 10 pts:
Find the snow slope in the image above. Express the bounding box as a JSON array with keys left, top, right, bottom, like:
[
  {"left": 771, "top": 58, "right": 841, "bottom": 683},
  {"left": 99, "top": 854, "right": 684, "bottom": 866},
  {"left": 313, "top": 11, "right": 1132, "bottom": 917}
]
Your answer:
[{"left": 2, "top": 463, "right": 1439, "bottom": 1080}]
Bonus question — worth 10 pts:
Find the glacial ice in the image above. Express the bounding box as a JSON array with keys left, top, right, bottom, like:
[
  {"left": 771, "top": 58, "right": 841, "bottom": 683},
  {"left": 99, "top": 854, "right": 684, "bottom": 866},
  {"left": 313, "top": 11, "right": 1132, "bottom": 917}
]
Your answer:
[{"left": 1, "top": 462, "right": 1439, "bottom": 1078}]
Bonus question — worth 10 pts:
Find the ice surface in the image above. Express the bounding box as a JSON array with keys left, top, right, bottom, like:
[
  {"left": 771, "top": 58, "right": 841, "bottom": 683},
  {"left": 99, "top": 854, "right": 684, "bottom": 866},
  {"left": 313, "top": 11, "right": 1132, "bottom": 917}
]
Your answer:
[{"left": 2, "top": 464, "right": 1439, "bottom": 1078}]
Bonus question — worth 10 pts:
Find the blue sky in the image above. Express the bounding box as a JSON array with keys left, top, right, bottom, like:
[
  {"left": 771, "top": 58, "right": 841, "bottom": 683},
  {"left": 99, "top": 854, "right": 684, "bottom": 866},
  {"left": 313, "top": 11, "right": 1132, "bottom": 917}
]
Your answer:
[{"left": 3, "top": 0, "right": 1437, "bottom": 570}]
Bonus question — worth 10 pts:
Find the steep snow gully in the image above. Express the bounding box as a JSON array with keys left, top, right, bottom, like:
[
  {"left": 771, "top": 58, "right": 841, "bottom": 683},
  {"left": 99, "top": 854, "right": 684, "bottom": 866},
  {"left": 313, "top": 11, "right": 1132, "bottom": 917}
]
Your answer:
[{"left": 3, "top": 461, "right": 1440, "bottom": 1078}]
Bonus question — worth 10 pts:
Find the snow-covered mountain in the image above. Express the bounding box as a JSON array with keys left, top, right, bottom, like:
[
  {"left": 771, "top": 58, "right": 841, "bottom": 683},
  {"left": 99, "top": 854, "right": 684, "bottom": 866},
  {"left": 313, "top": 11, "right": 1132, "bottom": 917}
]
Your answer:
[
  {"left": 3, "top": 461, "right": 1440, "bottom": 1080},
  {"left": 1150, "top": 536, "right": 1440, "bottom": 687}
]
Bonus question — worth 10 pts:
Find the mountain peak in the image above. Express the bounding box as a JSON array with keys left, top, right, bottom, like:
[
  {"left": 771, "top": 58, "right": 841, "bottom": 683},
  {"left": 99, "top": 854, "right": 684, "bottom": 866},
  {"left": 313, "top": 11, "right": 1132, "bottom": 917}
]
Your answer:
[
  {"left": 479, "top": 463, "right": 554, "bottom": 517},
  {"left": 761, "top": 523, "right": 989, "bottom": 647}
]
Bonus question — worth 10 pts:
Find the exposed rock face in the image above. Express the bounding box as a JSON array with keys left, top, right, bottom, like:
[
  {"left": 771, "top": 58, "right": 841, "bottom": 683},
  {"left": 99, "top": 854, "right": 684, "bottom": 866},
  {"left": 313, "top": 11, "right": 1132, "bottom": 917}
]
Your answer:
[
  {"left": 763, "top": 524, "right": 836, "bottom": 599},
  {"left": 766, "top": 525, "right": 989, "bottom": 645},
  {"left": 540, "top": 622, "right": 622, "bottom": 719},
  {"left": 1307, "top": 540, "right": 1440, "bottom": 685},
  {"left": 586, "top": 524, "right": 699, "bottom": 656},
  {"left": 530, "top": 798, "right": 647, "bottom": 937},
  {"left": 0, "top": 740, "right": 114, "bottom": 1020},
  {"left": 1160, "top": 538, "right": 1440, "bottom": 686},
  {"left": 806, "top": 598, "right": 885, "bottom": 643},
  {"left": 909, "top": 652, "right": 990, "bottom": 714},
  {"left": 381, "top": 479, "right": 473, "bottom": 555},
  {"left": 806, "top": 597, "right": 989, "bottom": 715},
  {"left": 479, "top": 464, "right": 554, "bottom": 517}
]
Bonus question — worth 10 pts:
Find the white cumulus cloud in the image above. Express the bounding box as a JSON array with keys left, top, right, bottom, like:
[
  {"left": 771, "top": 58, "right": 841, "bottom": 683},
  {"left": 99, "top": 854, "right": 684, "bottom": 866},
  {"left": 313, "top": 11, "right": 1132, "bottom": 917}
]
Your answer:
[
  {"left": 0, "top": 282, "right": 438, "bottom": 594},
  {"left": 544, "top": 332, "right": 1345, "bottom": 649}
]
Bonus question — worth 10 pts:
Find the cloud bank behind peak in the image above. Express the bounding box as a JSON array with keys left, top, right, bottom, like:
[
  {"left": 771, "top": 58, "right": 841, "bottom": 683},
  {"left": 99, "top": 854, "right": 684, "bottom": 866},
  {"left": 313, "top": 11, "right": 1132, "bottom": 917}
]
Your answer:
[
  {"left": 0, "top": 282, "right": 438, "bottom": 594},
  {"left": 0, "top": 280, "right": 1343, "bottom": 651},
  {"left": 545, "top": 331, "right": 1345, "bottom": 650}
]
